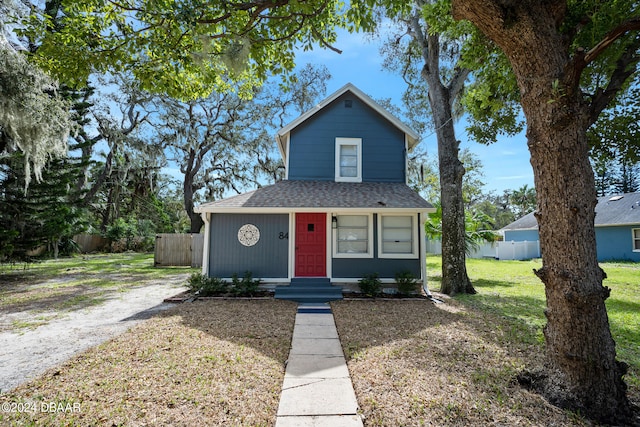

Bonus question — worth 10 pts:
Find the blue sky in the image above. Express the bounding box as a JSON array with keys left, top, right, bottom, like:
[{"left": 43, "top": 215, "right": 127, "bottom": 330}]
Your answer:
[{"left": 294, "top": 29, "right": 535, "bottom": 196}]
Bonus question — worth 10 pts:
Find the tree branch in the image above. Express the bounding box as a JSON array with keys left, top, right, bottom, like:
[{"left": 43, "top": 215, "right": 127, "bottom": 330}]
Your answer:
[
  {"left": 448, "top": 65, "right": 471, "bottom": 108},
  {"left": 588, "top": 35, "right": 640, "bottom": 125},
  {"left": 567, "top": 17, "right": 640, "bottom": 90},
  {"left": 584, "top": 17, "right": 640, "bottom": 65}
]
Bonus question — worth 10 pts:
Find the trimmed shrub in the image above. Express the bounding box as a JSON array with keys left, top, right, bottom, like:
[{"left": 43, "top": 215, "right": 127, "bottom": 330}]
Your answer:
[
  {"left": 230, "top": 271, "right": 261, "bottom": 296},
  {"left": 395, "top": 270, "right": 419, "bottom": 295},
  {"left": 358, "top": 272, "right": 382, "bottom": 297},
  {"left": 187, "top": 273, "right": 228, "bottom": 296}
]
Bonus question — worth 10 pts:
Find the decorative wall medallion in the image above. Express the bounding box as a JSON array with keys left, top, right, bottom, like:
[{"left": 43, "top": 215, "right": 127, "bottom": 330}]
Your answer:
[{"left": 238, "top": 224, "right": 260, "bottom": 247}]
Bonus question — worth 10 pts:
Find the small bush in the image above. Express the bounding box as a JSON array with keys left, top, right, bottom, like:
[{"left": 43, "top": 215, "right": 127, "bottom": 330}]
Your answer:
[
  {"left": 230, "top": 271, "right": 261, "bottom": 296},
  {"left": 187, "top": 273, "right": 228, "bottom": 296},
  {"left": 186, "top": 273, "right": 207, "bottom": 292},
  {"left": 395, "top": 270, "right": 419, "bottom": 295},
  {"left": 358, "top": 272, "right": 382, "bottom": 297}
]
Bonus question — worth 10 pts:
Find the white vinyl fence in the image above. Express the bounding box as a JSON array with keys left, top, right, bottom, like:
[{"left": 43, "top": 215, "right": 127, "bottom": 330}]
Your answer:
[{"left": 426, "top": 239, "right": 540, "bottom": 261}]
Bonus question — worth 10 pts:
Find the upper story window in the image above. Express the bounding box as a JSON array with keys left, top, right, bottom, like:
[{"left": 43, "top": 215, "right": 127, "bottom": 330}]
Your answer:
[
  {"left": 633, "top": 228, "right": 640, "bottom": 252},
  {"left": 335, "top": 137, "right": 362, "bottom": 182}
]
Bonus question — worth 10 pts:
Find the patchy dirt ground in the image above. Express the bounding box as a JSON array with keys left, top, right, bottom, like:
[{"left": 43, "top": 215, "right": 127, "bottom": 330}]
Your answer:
[
  {"left": 0, "top": 278, "right": 187, "bottom": 392},
  {"left": 0, "top": 300, "right": 296, "bottom": 426},
  {"left": 332, "top": 299, "right": 640, "bottom": 426}
]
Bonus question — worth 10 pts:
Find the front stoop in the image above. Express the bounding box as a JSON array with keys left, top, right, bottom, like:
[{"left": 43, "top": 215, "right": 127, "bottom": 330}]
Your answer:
[{"left": 274, "top": 278, "right": 343, "bottom": 303}]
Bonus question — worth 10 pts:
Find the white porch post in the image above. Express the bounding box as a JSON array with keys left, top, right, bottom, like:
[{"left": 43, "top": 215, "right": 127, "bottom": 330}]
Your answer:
[
  {"left": 201, "top": 213, "right": 210, "bottom": 276},
  {"left": 419, "top": 212, "right": 431, "bottom": 296}
]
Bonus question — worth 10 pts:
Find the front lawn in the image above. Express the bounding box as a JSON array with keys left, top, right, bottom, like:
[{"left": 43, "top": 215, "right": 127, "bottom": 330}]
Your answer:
[
  {"left": 332, "top": 256, "right": 638, "bottom": 426},
  {"left": 456, "top": 256, "right": 639, "bottom": 390},
  {"left": 1, "top": 254, "right": 636, "bottom": 425},
  {"left": 0, "top": 253, "right": 197, "bottom": 331},
  {"left": 0, "top": 300, "right": 297, "bottom": 426}
]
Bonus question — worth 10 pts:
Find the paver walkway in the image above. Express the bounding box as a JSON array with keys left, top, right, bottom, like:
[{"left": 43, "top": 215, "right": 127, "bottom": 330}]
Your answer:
[{"left": 276, "top": 303, "right": 364, "bottom": 427}]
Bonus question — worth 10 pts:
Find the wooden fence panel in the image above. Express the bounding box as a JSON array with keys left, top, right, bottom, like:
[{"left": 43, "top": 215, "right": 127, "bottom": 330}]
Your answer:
[
  {"left": 73, "top": 234, "right": 109, "bottom": 253},
  {"left": 154, "top": 234, "right": 204, "bottom": 267},
  {"left": 190, "top": 234, "right": 204, "bottom": 268}
]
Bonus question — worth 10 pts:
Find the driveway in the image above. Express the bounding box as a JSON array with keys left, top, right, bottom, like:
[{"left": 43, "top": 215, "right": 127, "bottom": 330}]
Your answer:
[{"left": 0, "top": 280, "right": 186, "bottom": 392}]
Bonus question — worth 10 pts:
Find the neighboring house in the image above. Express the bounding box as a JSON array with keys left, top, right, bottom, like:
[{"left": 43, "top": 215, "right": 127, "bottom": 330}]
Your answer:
[
  {"left": 195, "top": 83, "right": 434, "bottom": 301},
  {"left": 501, "top": 192, "right": 640, "bottom": 262}
]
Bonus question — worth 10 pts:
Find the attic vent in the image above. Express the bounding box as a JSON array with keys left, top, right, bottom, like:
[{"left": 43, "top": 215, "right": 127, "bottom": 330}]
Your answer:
[
  {"left": 609, "top": 195, "right": 624, "bottom": 201},
  {"left": 344, "top": 99, "right": 353, "bottom": 108}
]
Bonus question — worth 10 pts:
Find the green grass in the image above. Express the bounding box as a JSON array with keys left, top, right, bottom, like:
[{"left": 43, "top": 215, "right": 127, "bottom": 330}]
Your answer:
[
  {"left": 0, "top": 253, "right": 197, "bottom": 330},
  {"left": 0, "top": 252, "right": 189, "bottom": 279},
  {"left": 427, "top": 255, "right": 640, "bottom": 391}
]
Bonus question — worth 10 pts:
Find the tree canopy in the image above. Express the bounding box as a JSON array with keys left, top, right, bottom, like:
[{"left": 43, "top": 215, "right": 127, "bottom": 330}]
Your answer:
[{"left": 21, "top": 0, "right": 348, "bottom": 99}]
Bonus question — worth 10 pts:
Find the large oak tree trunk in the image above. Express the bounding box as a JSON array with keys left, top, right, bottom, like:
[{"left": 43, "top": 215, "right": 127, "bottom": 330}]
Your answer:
[
  {"left": 184, "top": 170, "right": 203, "bottom": 234},
  {"left": 452, "top": 0, "right": 633, "bottom": 422},
  {"left": 430, "top": 84, "right": 475, "bottom": 296},
  {"left": 411, "top": 14, "right": 475, "bottom": 296},
  {"left": 528, "top": 103, "right": 630, "bottom": 421}
]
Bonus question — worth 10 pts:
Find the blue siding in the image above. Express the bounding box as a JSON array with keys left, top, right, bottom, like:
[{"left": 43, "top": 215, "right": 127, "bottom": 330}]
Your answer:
[
  {"left": 331, "top": 214, "right": 421, "bottom": 278},
  {"left": 505, "top": 226, "right": 640, "bottom": 261},
  {"left": 209, "top": 214, "right": 289, "bottom": 278},
  {"left": 288, "top": 92, "right": 406, "bottom": 182},
  {"left": 595, "top": 225, "right": 640, "bottom": 261},
  {"left": 504, "top": 229, "right": 539, "bottom": 242},
  {"left": 332, "top": 258, "right": 421, "bottom": 279}
]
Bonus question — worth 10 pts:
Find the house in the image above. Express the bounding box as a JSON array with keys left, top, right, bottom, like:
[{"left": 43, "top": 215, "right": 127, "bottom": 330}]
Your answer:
[
  {"left": 195, "top": 83, "right": 435, "bottom": 301},
  {"left": 501, "top": 192, "right": 640, "bottom": 262}
]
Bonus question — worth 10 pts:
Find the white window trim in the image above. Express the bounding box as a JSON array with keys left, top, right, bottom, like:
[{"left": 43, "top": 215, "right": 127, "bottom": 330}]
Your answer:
[
  {"left": 332, "top": 213, "right": 374, "bottom": 258},
  {"left": 633, "top": 228, "right": 640, "bottom": 252},
  {"left": 335, "top": 137, "right": 362, "bottom": 182},
  {"left": 377, "top": 213, "right": 419, "bottom": 259}
]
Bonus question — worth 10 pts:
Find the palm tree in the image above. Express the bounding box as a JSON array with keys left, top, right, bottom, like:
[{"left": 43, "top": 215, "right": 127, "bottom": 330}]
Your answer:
[
  {"left": 510, "top": 184, "right": 536, "bottom": 218},
  {"left": 425, "top": 202, "right": 499, "bottom": 256}
]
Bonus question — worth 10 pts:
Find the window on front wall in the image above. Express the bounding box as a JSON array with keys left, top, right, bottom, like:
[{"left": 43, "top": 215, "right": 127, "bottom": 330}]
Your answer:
[
  {"left": 633, "top": 228, "right": 640, "bottom": 251},
  {"left": 335, "top": 137, "right": 362, "bottom": 182},
  {"left": 333, "top": 214, "right": 372, "bottom": 258},
  {"left": 378, "top": 215, "right": 418, "bottom": 258}
]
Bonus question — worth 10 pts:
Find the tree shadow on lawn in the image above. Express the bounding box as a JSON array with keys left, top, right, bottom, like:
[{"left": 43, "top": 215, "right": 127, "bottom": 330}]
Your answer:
[
  {"left": 330, "top": 299, "right": 575, "bottom": 425},
  {"left": 607, "top": 297, "right": 640, "bottom": 315},
  {"left": 151, "top": 299, "right": 299, "bottom": 362},
  {"left": 331, "top": 296, "right": 639, "bottom": 425},
  {"left": 0, "top": 285, "right": 111, "bottom": 316},
  {"left": 473, "top": 277, "right": 537, "bottom": 288},
  {"left": 0, "top": 299, "right": 298, "bottom": 427}
]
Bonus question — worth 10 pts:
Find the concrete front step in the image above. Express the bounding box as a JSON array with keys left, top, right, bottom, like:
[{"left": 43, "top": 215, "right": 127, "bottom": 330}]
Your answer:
[{"left": 274, "top": 278, "right": 343, "bottom": 303}]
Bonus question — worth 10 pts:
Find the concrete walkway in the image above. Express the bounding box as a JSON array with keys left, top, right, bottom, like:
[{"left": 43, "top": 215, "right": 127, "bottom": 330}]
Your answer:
[{"left": 276, "top": 303, "right": 363, "bottom": 427}]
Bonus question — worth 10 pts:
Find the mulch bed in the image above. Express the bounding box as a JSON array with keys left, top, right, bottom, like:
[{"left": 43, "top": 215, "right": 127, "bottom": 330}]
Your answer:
[{"left": 164, "top": 290, "right": 431, "bottom": 303}]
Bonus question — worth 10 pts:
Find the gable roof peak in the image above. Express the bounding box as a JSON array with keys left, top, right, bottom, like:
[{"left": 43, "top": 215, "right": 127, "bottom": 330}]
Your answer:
[{"left": 276, "top": 82, "right": 420, "bottom": 161}]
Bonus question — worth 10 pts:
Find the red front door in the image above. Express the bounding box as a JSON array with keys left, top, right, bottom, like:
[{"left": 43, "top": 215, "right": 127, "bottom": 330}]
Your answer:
[{"left": 295, "top": 213, "right": 326, "bottom": 277}]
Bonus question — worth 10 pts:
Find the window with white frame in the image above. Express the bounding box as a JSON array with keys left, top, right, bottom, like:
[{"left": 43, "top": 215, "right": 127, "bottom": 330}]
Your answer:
[
  {"left": 378, "top": 214, "right": 418, "bottom": 258},
  {"left": 335, "top": 137, "right": 362, "bottom": 182},
  {"left": 333, "top": 214, "right": 372, "bottom": 258},
  {"left": 633, "top": 228, "right": 640, "bottom": 251}
]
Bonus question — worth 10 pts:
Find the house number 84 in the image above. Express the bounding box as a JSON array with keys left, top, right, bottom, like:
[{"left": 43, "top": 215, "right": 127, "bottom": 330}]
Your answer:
[{"left": 279, "top": 232, "right": 289, "bottom": 239}]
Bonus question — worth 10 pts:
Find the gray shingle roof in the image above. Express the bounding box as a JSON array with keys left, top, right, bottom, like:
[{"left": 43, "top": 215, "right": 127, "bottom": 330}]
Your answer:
[
  {"left": 501, "top": 192, "right": 640, "bottom": 231},
  {"left": 196, "top": 181, "right": 433, "bottom": 211}
]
